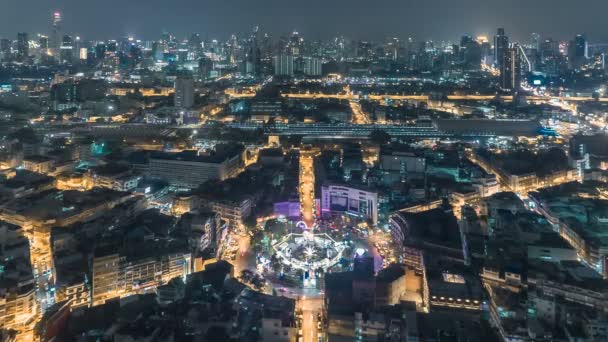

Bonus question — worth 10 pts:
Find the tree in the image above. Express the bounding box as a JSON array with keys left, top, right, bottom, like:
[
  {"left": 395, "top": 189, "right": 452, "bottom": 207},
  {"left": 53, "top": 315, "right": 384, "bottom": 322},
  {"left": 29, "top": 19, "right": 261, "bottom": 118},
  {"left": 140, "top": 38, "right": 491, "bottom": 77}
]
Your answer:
[{"left": 369, "top": 129, "right": 391, "bottom": 145}]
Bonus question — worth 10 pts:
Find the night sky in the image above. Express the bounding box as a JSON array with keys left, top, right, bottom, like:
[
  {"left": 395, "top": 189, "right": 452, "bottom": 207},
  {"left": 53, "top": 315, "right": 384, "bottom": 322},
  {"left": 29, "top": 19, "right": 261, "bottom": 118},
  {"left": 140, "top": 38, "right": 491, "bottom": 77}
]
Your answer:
[{"left": 0, "top": 0, "right": 606, "bottom": 42}]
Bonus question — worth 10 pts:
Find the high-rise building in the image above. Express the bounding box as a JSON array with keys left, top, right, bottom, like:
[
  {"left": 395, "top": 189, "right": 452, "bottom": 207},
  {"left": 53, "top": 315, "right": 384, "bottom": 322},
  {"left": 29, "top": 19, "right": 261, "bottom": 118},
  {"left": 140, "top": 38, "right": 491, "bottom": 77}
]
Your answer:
[
  {"left": 60, "top": 35, "right": 73, "bottom": 64},
  {"left": 51, "top": 11, "right": 62, "bottom": 53},
  {"left": 302, "top": 57, "right": 322, "bottom": 76},
  {"left": 274, "top": 54, "right": 294, "bottom": 76},
  {"left": 530, "top": 33, "right": 541, "bottom": 51},
  {"left": 39, "top": 35, "right": 49, "bottom": 50},
  {"left": 569, "top": 34, "right": 588, "bottom": 69},
  {"left": 244, "top": 26, "right": 261, "bottom": 76},
  {"left": 0, "top": 39, "right": 10, "bottom": 60},
  {"left": 174, "top": 75, "right": 195, "bottom": 109},
  {"left": 494, "top": 28, "right": 509, "bottom": 69},
  {"left": 460, "top": 35, "right": 481, "bottom": 70},
  {"left": 500, "top": 44, "right": 523, "bottom": 92},
  {"left": 16, "top": 32, "right": 29, "bottom": 61},
  {"left": 198, "top": 57, "right": 213, "bottom": 80}
]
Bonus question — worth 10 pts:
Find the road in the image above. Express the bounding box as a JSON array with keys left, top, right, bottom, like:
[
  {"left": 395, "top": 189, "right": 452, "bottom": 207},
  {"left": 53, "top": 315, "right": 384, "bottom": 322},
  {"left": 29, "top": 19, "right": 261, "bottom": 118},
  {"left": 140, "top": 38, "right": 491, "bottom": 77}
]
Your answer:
[
  {"left": 232, "top": 233, "right": 255, "bottom": 275},
  {"left": 300, "top": 149, "right": 318, "bottom": 226},
  {"left": 298, "top": 295, "right": 324, "bottom": 342},
  {"left": 349, "top": 100, "right": 371, "bottom": 124},
  {"left": 234, "top": 92, "right": 608, "bottom": 103}
]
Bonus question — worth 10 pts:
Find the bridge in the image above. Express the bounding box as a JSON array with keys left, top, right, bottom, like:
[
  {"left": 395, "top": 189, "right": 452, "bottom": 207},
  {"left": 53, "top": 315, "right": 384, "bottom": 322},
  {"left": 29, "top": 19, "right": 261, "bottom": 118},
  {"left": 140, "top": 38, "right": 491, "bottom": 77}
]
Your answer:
[
  {"left": 66, "top": 119, "right": 544, "bottom": 140},
  {"left": 228, "top": 90, "right": 608, "bottom": 103},
  {"left": 217, "top": 120, "right": 542, "bottom": 138}
]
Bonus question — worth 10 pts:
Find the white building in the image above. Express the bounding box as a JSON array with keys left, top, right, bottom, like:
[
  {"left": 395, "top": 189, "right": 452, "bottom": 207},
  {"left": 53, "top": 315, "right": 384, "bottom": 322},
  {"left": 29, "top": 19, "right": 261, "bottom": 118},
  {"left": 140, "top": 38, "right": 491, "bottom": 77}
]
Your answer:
[
  {"left": 147, "top": 147, "right": 243, "bottom": 189},
  {"left": 302, "top": 57, "right": 322, "bottom": 76},
  {"left": 321, "top": 184, "right": 378, "bottom": 226},
  {"left": 274, "top": 55, "right": 294, "bottom": 76}
]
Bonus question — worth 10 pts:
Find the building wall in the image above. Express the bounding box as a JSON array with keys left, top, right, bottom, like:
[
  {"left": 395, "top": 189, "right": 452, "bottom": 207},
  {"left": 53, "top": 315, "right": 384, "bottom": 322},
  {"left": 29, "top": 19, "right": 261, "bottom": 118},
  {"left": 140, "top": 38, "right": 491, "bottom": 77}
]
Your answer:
[
  {"left": 92, "top": 252, "right": 191, "bottom": 306},
  {"left": 261, "top": 318, "right": 297, "bottom": 342},
  {"left": 22, "top": 159, "right": 53, "bottom": 174},
  {"left": 380, "top": 153, "right": 426, "bottom": 174},
  {"left": 55, "top": 281, "right": 90, "bottom": 309},
  {"left": 209, "top": 199, "right": 252, "bottom": 229},
  {"left": 321, "top": 185, "right": 378, "bottom": 226},
  {"left": 527, "top": 245, "right": 577, "bottom": 262},
  {"left": 148, "top": 153, "right": 241, "bottom": 189}
]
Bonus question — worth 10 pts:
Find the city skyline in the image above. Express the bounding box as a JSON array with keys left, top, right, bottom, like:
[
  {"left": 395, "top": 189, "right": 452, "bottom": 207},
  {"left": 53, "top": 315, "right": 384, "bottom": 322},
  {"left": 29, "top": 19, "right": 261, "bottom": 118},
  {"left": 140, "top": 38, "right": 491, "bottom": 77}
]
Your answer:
[
  {"left": 1, "top": 0, "right": 608, "bottom": 42},
  {"left": 3, "top": 2, "right": 608, "bottom": 341}
]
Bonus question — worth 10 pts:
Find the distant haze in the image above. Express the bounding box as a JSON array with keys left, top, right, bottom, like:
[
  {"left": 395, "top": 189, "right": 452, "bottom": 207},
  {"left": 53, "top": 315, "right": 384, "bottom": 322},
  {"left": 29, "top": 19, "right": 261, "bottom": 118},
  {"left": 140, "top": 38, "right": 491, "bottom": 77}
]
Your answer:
[{"left": 1, "top": 0, "right": 606, "bottom": 42}]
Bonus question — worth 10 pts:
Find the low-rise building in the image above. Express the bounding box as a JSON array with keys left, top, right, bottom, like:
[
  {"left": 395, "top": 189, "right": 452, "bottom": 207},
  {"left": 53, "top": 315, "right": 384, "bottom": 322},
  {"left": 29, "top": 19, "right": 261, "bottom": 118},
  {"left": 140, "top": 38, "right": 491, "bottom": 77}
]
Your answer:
[
  {"left": 22, "top": 155, "right": 54, "bottom": 174},
  {"left": 144, "top": 144, "right": 244, "bottom": 189}
]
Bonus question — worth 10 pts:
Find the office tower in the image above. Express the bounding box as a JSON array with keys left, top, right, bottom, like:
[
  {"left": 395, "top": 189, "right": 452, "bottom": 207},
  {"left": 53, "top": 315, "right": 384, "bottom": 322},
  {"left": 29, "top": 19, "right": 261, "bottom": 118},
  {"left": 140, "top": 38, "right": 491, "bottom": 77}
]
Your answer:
[
  {"left": 51, "top": 11, "right": 62, "bottom": 52},
  {"left": 79, "top": 48, "right": 88, "bottom": 60},
  {"left": 151, "top": 41, "right": 163, "bottom": 61},
  {"left": 569, "top": 34, "right": 588, "bottom": 69},
  {"left": 16, "top": 32, "right": 29, "bottom": 61},
  {"left": 39, "top": 35, "right": 49, "bottom": 50},
  {"left": 60, "top": 35, "right": 73, "bottom": 64},
  {"left": 244, "top": 26, "right": 261, "bottom": 76},
  {"left": 274, "top": 54, "right": 294, "bottom": 76},
  {"left": 460, "top": 35, "right": 482, "bottom": 70},
  {"left": 94, "top": 42, "right": 106, "bottom": 60},
  {"left": 198, "top": 57, "right": 213, "bottom": 80},
  {"left": 188, "top": 33, "right": 202, "bottom": 58},
  {"left": 174, "top": 75, "right": 195, "bottom": 109},
  {"left": 227, "top": 34, "right": 239, "bottom": 64},
  {"left": 494, "top": 28, "right": 509, "bottom": 69},
  {"left": 530, "top": 33, "right": 541, "bottom": 51},
  {"left": 0, "top": 38, "right": 10, "bottom": 58},
  {"left": 500, "top": 45, "right": 522, "bottom": 92}
]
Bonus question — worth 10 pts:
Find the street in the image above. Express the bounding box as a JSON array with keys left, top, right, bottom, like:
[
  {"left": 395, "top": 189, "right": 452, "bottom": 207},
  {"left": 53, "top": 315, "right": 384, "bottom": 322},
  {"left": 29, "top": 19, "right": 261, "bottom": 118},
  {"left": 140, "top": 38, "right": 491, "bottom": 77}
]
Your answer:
[{"left": 298, "top": 295, "right": 324, "bottom": 342}]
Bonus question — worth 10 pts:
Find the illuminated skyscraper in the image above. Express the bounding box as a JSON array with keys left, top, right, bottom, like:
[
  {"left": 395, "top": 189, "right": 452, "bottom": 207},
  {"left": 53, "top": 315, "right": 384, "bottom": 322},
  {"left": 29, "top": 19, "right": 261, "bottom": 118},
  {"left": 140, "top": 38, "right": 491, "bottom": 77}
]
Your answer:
[
  {"left": 60, "top": 35, "right": 73, "bottom": 64},
  {"left": 494, "top": 28, "right": 509, "bottom": 69},
  {"left": 39, "top": 35, "right": 49, "bottom": 50},
  {"left": 51, "top": 11, "right": 62, "bottom": 51},
  {"left": 500, "top": 44, "right": 523, "bottom": 92}
]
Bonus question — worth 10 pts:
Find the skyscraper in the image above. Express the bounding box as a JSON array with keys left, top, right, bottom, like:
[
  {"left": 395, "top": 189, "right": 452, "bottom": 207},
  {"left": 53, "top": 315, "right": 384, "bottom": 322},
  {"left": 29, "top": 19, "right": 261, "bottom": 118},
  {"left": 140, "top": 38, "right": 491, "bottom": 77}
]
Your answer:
[
  {"left": 494, "top": 28, "right": 509, "bottom": 69},
  {"left": 16, "top": 33, "right": 29, "bottom": 61},
  {"left": 39, "top": 35, "right": 49, "bottom": 50},
  {"left": 274, "top": 55, "right": 294, "bottom": 76},
  {"left": 0, "top": 39, "right": 10, "bottom": 61},
  {"left": 51, "top": 11, "right": 62, "bottom": 51},
  {"left": 198, "top": 57, "right": 214, "bottom": 80},
  {"left": 174, "top": 75, "right": 195, "bottom": 109},
  {"left": 244, "top": 26, "right": 261, "bottom": 76},
  {"left": 302, "top": 57, "right": 322, "bottom": 76},
  {"left": 500, "top": 44, "right": 522, "bottom": 92},
  {"left": 569, "top": 34, "right": 588, "bottom": 69},
  {"left": 460, "top": 35, "right": 481, "bottom": 70},
  {"left": 60, "top": 35, "right": 73, "bottom": 64}
]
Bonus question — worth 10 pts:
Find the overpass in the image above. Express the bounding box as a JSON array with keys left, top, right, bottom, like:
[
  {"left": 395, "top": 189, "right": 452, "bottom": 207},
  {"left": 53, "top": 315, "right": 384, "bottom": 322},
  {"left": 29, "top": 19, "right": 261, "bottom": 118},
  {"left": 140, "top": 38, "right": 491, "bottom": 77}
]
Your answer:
[
  {"left": 67, "top": 120, "right": 543, "bottom": 140},
  {"left": 230, "top": 92, "right": 607, "bottom": 103},
  {"left": 218, "top": 120, "right": 542, "bottom": 138}
]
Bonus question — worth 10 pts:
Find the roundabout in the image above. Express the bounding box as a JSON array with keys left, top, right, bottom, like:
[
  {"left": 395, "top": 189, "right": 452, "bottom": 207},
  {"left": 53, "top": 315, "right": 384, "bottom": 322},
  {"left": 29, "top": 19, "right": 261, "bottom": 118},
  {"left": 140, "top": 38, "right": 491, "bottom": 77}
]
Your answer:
[{"left": 271, "top": 224, "right": 346, "bottom": 273}]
